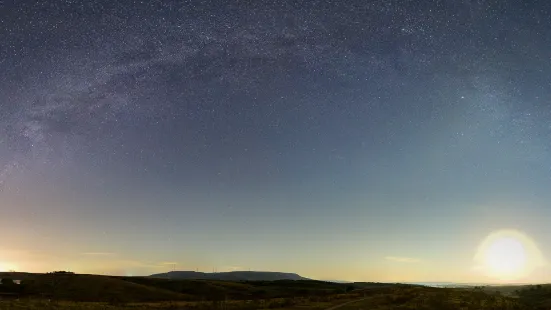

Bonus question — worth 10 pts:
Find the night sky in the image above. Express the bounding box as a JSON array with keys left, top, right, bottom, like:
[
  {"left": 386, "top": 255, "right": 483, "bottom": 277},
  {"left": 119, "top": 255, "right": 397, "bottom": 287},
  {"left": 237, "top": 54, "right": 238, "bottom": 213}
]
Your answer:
[{"left": 1, "top": 0, "right": 551, "bottom": 283}]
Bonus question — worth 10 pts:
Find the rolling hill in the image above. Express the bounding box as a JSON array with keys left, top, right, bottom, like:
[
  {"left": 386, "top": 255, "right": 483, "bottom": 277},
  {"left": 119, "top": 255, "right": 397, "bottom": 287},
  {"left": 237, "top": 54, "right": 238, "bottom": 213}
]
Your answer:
[
  {"left": 1, "top": 270, "right": 544, "bottom": 310},
  {"left": 1, "top": 271, "right": 356, "bottom": 302},
  {"left": 149, "top": 270, "right": 309, "bottom": 281},
  {"left": 19, "top": 273, "right": 191, "bottom": 302}
]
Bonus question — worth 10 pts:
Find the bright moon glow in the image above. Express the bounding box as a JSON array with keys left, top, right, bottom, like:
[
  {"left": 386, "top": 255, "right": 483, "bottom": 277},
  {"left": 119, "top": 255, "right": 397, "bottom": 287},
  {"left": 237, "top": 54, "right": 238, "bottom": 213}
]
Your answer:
[
  {"left": 474, "top": 229, "right": 547, "bottom": 281},
  {"left": 484, "top": 237, "right": 526, "bottom": 276}
]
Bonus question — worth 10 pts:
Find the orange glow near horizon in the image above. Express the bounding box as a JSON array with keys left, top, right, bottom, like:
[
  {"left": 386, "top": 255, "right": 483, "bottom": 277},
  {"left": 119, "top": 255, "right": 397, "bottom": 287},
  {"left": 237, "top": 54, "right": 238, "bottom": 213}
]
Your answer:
[{"left": 0, "top": 261, "right": 18, "bottom": 272}]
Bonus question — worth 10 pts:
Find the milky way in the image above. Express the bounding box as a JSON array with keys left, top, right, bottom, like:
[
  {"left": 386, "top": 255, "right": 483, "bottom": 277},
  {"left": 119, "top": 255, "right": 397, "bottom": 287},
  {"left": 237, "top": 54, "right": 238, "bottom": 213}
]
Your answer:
[
  {"left": 1, "top": 1, "right": 550, "bottom": 192},
  {"left": 1, "top": 1, "right": 418, "bottom": 188},
  {"left": 1, "top": 0, "right": 551, "bottom": 277}
]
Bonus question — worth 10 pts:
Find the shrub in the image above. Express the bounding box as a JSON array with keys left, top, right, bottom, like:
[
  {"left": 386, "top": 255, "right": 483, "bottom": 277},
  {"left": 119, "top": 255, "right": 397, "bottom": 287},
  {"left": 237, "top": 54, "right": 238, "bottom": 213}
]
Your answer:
[{"left": 0, "top": 278, "right": 14, "bottom": 285}]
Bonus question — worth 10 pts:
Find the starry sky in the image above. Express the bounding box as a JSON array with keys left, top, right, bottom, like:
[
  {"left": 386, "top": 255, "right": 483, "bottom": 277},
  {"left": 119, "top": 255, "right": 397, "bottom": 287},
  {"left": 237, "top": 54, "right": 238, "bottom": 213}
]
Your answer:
[{"left": 1, "top": 0, "right": 551, "bottom": 283}]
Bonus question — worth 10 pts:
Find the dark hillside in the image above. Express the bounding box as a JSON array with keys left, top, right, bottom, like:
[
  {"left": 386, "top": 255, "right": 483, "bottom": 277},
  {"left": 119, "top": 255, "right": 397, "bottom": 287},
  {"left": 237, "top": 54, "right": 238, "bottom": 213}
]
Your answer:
[
  {"left": 119, "top": 277, "right": 357, "bottom": 300},
  {"left": 20, "top": 273, "right": 191, "bottom": 302},
  {"left": 150, "top": 271, "right": 309, "bottom": 281}
]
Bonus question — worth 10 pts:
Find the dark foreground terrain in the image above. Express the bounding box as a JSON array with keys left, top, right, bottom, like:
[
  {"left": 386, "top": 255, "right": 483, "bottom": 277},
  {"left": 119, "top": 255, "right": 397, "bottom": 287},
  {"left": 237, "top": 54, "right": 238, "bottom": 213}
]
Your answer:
[{"left": 0, "top": 272, "right": 550, "bottom": 309}]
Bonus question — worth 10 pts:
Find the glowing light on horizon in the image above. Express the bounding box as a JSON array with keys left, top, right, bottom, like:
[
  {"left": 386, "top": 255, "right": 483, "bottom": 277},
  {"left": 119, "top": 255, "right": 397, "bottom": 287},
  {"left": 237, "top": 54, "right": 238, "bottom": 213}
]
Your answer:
[
  {"left": 474, "top": 229, "right": 547, "bottom": 281},
  {"left": 0, "top": 261, "right": 18, "bottom": 272}
]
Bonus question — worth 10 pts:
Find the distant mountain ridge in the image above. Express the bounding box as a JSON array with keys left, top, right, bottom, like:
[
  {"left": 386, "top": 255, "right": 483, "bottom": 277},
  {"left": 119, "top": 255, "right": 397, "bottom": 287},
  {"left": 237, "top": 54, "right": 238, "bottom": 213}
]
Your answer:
[
  {"left": 405, "top": 282, "right": 519, "bottom": 288},
  {"left": 322, "top": 279, "right": 353, "bottom": 283},
  {"left": 149, "top": 271, "right": 309, "bottom": 281}
]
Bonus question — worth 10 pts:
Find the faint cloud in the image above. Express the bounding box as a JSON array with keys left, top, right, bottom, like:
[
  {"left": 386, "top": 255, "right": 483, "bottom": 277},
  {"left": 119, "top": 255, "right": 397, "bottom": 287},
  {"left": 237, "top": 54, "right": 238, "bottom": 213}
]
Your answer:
[
  {"left": 471, "top": 265, "right": 484, "bottom": 272},
  {"left": 0, "top": 247, "right": 31, "bottom": 258},
  {"left": 225, "top": 266, "right": 243, "bottom": 271},
  {"left": 81, "top": 252, "right": 116, "bottom": 256},
  {"left": 385, "top": 256, "right": 421, "bottom": 263},
  {"left": 160, "top": 262, "right": 178, "bottom": 265},
  {"left": 119, "top": 260, "right": 167, "bottom": 269}
]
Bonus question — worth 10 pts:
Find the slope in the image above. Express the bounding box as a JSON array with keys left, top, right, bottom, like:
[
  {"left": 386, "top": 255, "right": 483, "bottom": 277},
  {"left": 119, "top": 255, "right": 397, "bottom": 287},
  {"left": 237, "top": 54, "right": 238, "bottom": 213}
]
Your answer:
[
  {"left": 150, "top": 270, "right": 309, "bottom": 281},
  {"left": 20, "top": 273, "right": 191, "bottom": 302}
]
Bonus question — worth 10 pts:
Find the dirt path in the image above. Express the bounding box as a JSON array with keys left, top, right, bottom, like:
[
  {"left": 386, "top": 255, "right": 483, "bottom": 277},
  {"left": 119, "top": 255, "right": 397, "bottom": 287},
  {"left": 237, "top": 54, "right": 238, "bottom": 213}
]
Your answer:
[{"left": 325, "top": 298, "right": 369, "bottom": 310}]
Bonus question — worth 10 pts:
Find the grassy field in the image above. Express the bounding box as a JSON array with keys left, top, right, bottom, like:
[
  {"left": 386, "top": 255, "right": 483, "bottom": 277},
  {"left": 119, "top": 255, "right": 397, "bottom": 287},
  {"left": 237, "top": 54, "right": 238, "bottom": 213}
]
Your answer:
[
  {"left": 0, "top": 285, "right": 542, "bottom": 310},
  {"left": 1, "top": 273, "right": 550, "bottom": 309},
  {"left": 0, "top": 293, "right": 363, "bottom": 310},
  {"left": 336, "top": 286, "right": 530, "bottom": 310},
  {"left": 115, "top": 277, "right": 351, "bottom": 300},
  {"left": 513, "top": 284, "right": 551, "bottom": 309},
  {"left": 1, "top": 273, "right": 365, "bottom": 302},
  {"left": 16, "top": 274, "right": 192, "bottom": 303}
]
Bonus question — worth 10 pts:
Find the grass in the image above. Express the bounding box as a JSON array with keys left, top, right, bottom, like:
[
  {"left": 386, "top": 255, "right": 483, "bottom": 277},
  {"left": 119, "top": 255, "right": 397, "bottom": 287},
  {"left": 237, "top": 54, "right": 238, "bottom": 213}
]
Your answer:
[
  {"left": 2, "top": 273, "right": 549, "bottom": 309},
  {"left": 0, "top": 295, "right": 362, "bottom": 310},
  {"left": 116, "top": 277, "right": 354, "bottom": 300},
  {"left": 335, "top": 286, "right": 530, "bottom": 310},
  {"left": 10, "top": 273, "right": 359, "bottom": 302},
  {"left": 0, "top": 285, "right": 540, "bottom": 310},
  {"left": 514, "top": 284, "right": 551, "bottom": 309},
  {"left": 19, "top": 274, "right": 192, "bottom": 302}
]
